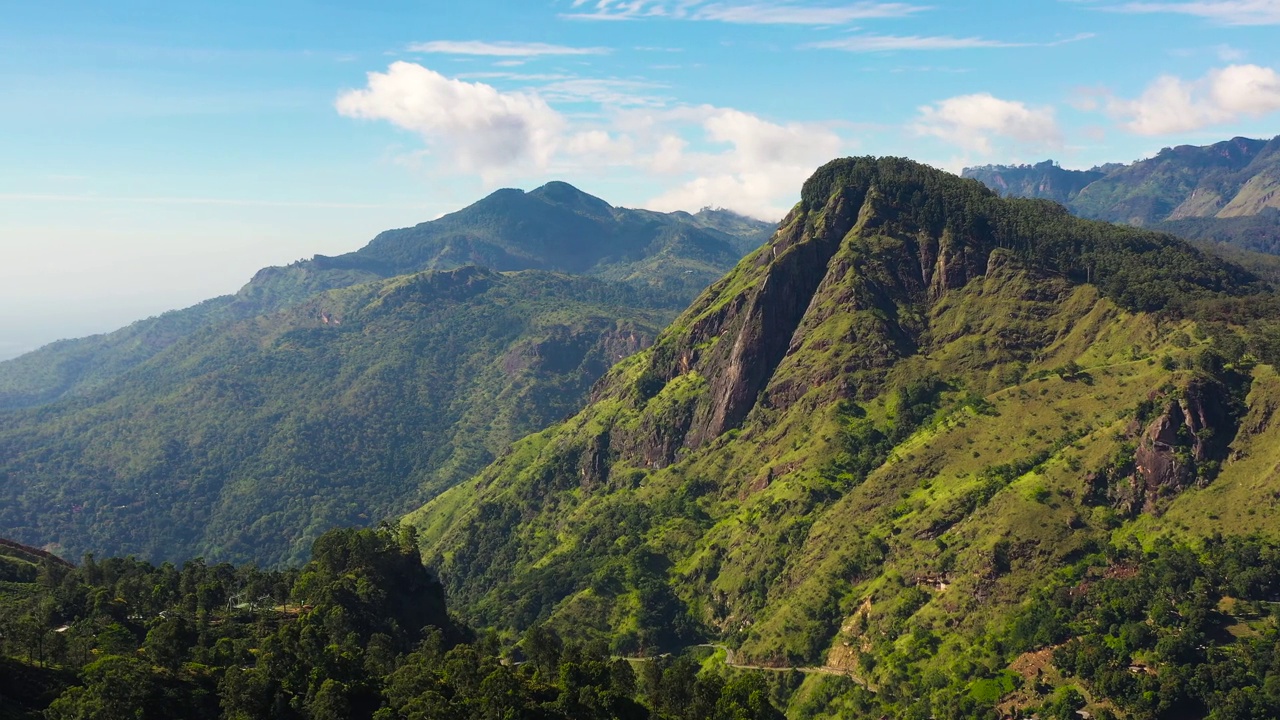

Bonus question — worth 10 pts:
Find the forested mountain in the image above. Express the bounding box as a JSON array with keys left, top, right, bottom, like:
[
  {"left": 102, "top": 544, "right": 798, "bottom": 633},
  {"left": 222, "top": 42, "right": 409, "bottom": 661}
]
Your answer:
[
  {"left": 0, "top": 183, "right": 771, "bottom": 567},
  {"left": 0, "top": 184, "right": 771, "bottom": 411},
  {"left": 0, "top": 268, "right": 680, "bottom": 567},
  {"left": 2, "top": 526, "right": 792, "bottom": 720},
  {"left": 963, "top": 135, "right": 1280, "bottom": 255},
  {"left": 960, "top": 160, "right": 1105, "bottom": 206},
  {"left": 407, "top": 157, "right": 1280, "bottom": 718}
]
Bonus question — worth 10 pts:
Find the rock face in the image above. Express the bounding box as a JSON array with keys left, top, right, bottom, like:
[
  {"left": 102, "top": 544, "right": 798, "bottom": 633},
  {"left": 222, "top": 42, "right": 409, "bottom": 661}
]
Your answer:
[
  {"left": 1102, "top": 377, "right": 1243, "bottom": 516},
  {"left": 963, "top": 160, "right": 1105, "bottom": 205}
]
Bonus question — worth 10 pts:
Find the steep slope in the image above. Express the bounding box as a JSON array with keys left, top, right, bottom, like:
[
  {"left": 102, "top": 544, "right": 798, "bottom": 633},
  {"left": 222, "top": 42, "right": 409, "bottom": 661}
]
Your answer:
[
  {"left": 0, "top": 268, "right": 671, "bottom": 566},
  {"left": 1072, "top": 136, "right": 1280, "bottom": 224},
  {"left": 0, "top": 184, "right": 771, "bottom": 411},
  {"left": 960, "top": 160, "right": 1104, "bottom": 206},
  {"left": 408, "top": 157, "right": 1280, "bottom": 714},
  {"left": 964, "top": 135, "right": 1280, "bottom": 256}
]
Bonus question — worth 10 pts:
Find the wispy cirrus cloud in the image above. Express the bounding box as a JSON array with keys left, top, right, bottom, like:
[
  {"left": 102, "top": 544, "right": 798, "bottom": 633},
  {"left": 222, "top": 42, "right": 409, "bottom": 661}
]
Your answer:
[
  {"left": 809, "top": 31, "right": 1094, "bottom": 52},
  {"left": 562, "top": 0, "right": 925, "bottom": 24},
  {"left": 406, "top": 40, "right": 610, "bottom": 56},
  {"left": 1112, "top": 0, "right": 1280, "bottom": 25}
]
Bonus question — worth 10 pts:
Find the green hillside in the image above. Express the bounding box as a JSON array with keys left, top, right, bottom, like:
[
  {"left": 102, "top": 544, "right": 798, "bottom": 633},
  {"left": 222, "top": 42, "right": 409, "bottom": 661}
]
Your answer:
[
  {"left": 0, "top": 268, "right": 677, "bottom": 566},
  {"left": 0, "top": 184, "right": 771, "bottom": 411},
  {"left": 964, "top": 136, "right": 1280, "bottom": 256},
  {"left": 0, "top": 526, "right": 796, "bottom": 720},
  {"left": 408, "top": 157, "right": 1280, "bottom": 717}
]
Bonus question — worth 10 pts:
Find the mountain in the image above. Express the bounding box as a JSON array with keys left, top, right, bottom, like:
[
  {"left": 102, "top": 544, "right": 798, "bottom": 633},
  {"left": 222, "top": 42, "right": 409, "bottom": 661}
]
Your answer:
[
  {"left": 0, "top": 267, "right": 682, "bottom": 566},
  {"left": 960, "top": 159, "right": 1104, "bottom": 206},
  {"left": 0, "top": 184, "right": 772, "bottom": 411},
  {"left": 407, "top": 157, "right": 1280, "bottom": 716},
  {"left": 963, "top": 135, "right": 1280, "bottom": 255}
]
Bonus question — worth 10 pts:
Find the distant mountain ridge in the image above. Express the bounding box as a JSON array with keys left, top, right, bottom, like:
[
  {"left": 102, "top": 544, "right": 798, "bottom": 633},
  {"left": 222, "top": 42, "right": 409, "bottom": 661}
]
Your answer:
[
  {"left": 0, "top": 268, "right": 674, "bottom": 566},
  {"left": 961, "top": 159, "right": 1105, "bottom": 206},
  {"left": 0, "top": 184, "right": 772, "bottom": 411},
  {"left": 964, "top": 135, "right": 1280, "bottom": 254},
  {"left": 0, "top": 184, "right": 772, "bottom": 565}
]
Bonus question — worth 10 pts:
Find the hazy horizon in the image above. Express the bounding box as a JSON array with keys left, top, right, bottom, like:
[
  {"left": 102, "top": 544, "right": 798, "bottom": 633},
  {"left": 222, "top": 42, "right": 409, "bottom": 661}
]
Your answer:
[{"left": 4, "top": 0, "right": 1279, "bottom": 356}]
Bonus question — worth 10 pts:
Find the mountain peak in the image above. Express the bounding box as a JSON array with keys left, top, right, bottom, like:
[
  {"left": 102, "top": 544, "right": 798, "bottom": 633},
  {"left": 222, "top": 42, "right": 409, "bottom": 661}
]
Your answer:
[{"left": 527, "top": 180, "right": 614, "bottom": 219}]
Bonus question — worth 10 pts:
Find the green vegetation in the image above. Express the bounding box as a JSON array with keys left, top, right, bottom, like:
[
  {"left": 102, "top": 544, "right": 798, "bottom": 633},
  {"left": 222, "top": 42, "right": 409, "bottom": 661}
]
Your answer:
[
  {"left": 10, "top": 155, "right": 1280, "bottom": 717},
  {"left": 0, "top": 527, "right": 786, "bottom": 720},
  {"left": 0, "top": 181, "right": 771, "bottom": 567},
  {"left": 0, "top": 269, "right": 671, "bottom": 566},
  {"left": 965, "top": 135, "right": 1280, "bottom": 258},
  {"left": 407, "top": 156, "right": 1280, "bottom": 717},
  {"left": 1005, "top": 537, "right": 1280, "bottom": 719},
  {"left": 0, "top": 183, "right": 770, "bottom": 411}
]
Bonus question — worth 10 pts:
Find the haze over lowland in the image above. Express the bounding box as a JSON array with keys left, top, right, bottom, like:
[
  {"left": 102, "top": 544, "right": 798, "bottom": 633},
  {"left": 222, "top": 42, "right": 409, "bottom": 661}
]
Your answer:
[{"left": 5, "top": 0, "right": 1280, "bottom": 356}]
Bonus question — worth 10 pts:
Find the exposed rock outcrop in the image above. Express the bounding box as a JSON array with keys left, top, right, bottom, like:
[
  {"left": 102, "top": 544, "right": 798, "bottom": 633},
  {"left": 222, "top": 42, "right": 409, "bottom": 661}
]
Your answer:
[{"left": 1100, "top": 377, "right": 1243, "bottom": 515}]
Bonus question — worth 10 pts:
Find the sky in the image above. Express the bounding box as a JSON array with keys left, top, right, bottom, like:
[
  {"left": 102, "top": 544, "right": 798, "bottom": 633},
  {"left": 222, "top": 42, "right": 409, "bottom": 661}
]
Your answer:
[{"left": 2, "top": 0, "right": 1280, "bottom": 359}]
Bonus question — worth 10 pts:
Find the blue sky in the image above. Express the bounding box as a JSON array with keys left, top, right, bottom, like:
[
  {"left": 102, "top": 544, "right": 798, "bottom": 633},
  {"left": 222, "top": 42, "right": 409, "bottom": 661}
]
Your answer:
[{"left": 3, "top": 0, "right": 1280, "bottom": 357}]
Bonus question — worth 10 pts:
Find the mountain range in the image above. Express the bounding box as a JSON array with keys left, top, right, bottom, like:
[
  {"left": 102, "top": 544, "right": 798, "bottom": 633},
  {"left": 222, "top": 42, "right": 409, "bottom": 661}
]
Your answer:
[
  {"left": 0, "top": 185, "right": 772, "bottom": 565},
  {"left": 964, "top": 135, "right": 1280, "bottom": 255},
  {"left": 406, "top": 156, "right": 1280, "bottom": 716},
  {"left": 7, "top": 149, "right": 1280, "bottom": 718},
  {"left": 0, "top": 184, "right": 770, "bottom": 412}
]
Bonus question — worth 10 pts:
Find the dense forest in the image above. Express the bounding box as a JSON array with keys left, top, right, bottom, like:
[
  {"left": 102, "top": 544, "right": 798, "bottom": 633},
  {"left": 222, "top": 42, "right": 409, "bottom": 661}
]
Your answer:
[
  {"left": 5, "top": 529, "right": 1280, "bottom": 719},
  {"left": 0, "top": 526, "right": 791, "bottom": 720},
  {"left": 0, "top": 269, "right": 675, "bottom": 567}
]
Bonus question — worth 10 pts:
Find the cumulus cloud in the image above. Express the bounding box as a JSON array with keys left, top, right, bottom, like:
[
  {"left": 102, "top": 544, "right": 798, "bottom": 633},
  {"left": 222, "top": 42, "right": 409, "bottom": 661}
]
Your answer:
[
  {"left": 336, "top": 62, "right": 564, "bottom": 178},
  {"left": 913, "top": 93, "right": 1062, "bottom": 155},
  {"left": 337, "top": 63, "right": 853, "bottom": 219},
  {"left": 1115, "top": 0, "right": 1280, "bottom": 25},
  {"left": 1106, "top": 64, "right": 1280, "bottom": 134},
  {"left": 645, "top": 108, "right": 845, "bottom": 218}
]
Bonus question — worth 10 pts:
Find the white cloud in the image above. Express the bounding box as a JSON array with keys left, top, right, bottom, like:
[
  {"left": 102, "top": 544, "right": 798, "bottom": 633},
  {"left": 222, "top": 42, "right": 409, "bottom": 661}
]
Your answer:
[
  {"left": 703, "top": 109, "right": 843, "bottom": 167},
  {"left": 563, "top": 0, "right": 924, "bottom": 24},
  {"left": 337, "top": 63, "right": 853, "bottom": 219},
  {"left": 539, "top": 77, "right": 670, "bottom": 106},
  {"left": 645, "top": 108, "right": 845, "bottom": 218},
  {"left": 335, "top": 62, "right": 565, "bottom": 179},
  {"left": 914, "top": 93, "right": 1062, "bottom": 155},
  {"left": 1115, "top": 0, "right": 1280, "bottom": 25},
  {"left": 811, "top": 35, "right": 1024, "bottom": 51},
  {"left": 694, "top": 2, "right": 923, "bottom": 23},
  {"left": 1106, "top": 64, "right": 1280, "bottom": 134},
  {"left": 809, "top": 32, "right": 1094, "bottom": 52},
  {"left": 406, "top": 40, "right": 610, "bottom": 56}
]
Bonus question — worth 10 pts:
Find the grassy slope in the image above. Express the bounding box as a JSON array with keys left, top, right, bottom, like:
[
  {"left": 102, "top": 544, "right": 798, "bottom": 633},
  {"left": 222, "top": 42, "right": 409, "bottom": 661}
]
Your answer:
[{"left": 407, "top": 158, "right": 1280, "bottom": 716}]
